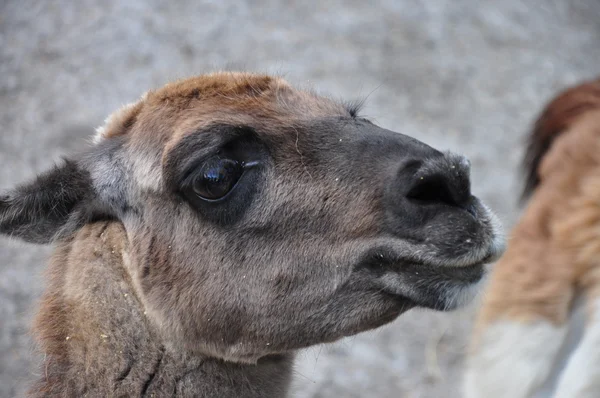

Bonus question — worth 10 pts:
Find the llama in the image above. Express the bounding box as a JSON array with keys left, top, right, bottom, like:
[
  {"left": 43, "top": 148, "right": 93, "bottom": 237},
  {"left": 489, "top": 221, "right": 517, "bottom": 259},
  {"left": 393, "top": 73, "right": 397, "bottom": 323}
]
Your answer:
[
  {"left": 465, "top": 78, "right": 600, "bottom": 398},
  {"left": 0, "top": 72, "right": 504, "bottom": 397}
]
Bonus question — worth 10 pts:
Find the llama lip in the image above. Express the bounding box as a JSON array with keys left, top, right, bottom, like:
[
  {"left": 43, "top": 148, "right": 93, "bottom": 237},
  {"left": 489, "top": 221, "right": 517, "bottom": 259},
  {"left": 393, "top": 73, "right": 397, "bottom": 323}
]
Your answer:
[
  {"left": 392, "top": 260, "right": 486, "bottom": 283},
  {"left": 357, "top": 246, "right": 491, "bottom": 281}
]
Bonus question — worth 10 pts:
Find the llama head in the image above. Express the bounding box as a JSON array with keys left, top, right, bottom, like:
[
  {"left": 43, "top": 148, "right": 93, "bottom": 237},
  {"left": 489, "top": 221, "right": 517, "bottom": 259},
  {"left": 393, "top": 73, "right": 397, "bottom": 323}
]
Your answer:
[{"left": 0, "top": 72, "right": 504, "bottom": 363}]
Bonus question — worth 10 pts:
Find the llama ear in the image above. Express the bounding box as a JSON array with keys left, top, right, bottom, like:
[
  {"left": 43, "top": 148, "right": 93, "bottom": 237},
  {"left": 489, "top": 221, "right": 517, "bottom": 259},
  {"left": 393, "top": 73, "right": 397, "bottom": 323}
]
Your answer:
[{"left": 0, "top": 159, "right": 96, "bottom": 244}]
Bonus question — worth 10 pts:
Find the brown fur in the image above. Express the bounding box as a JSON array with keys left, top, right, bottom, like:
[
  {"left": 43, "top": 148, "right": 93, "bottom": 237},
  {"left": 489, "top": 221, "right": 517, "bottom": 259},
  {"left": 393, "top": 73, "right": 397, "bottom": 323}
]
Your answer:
[
  {"left": 31, "top": 222, "right": 291, "bottom": 397},
  {"left": 0, "top": 72, "right": 503, "bottom": 397},
  {"left": 474, "top": 78, "right": 600, "bottom": 331},
  {"left": 522, "top": 79, "right": 600, "bottom": 200},
  {"left": 467, "top": 78, "right": 600, "bottom": 397}
]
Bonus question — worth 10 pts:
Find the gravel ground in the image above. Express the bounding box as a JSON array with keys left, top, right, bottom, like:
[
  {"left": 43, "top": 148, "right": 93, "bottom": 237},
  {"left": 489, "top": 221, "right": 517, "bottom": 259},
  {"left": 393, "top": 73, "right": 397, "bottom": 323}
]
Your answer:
[{"left": 1, "top": 1, "right": 599, "bottom": 397}]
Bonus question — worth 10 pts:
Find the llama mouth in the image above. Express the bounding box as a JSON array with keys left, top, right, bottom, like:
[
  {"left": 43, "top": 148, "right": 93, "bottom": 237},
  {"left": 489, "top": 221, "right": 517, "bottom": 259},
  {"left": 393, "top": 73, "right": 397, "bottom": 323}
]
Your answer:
[
  {"left": 357, "top": 248, "right": 491, "bottom": 311},
  {"left": 358, "top": 246, "right": 492, "bottom": 280},
  {"left": 386, "top": 259, "right": 486, "bottom": 284}
]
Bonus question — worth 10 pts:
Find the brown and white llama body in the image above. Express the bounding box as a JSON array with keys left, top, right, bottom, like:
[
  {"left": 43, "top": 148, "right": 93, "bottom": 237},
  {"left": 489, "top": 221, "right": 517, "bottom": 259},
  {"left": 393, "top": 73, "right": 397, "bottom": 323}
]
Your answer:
[
  {"left": 465, "top": 78, "right": 600, "bottom": 398},
  {"left": 0, "top": 72, "right": 503, "bottom": 397}
]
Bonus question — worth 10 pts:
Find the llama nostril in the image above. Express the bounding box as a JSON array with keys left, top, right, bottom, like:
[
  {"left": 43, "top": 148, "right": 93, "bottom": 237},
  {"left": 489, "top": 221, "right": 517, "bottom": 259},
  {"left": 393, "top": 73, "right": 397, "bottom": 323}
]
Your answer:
[
  {"left": 406, "top": 169, "right": 473, "bottom": 212},
  {"left": 407, "top": 174, "right": 456, "bottom": 206},
  {"left": 404, "top": 153, "right": 473, "bottom": 209}
]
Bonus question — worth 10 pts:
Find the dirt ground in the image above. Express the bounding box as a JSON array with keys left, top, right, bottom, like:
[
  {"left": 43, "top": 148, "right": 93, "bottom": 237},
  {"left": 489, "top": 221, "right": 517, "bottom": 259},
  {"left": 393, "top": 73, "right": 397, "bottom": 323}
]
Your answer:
[{"left": 1, "top": 1, "right": 600, "bottom": 397}]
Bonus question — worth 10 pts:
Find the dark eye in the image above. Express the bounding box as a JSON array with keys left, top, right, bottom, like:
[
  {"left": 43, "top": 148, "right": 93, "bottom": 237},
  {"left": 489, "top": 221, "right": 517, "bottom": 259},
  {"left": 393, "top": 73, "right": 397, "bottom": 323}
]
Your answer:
[{"left": 192, "top": 158, "right": 244, "bottom": 200}]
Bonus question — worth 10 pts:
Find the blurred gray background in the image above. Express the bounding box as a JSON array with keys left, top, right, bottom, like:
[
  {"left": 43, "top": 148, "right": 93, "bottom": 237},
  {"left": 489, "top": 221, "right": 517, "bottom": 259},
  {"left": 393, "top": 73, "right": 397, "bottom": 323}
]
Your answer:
[{"left": 1, "top": 1, "right": 599, "bottom": 397}]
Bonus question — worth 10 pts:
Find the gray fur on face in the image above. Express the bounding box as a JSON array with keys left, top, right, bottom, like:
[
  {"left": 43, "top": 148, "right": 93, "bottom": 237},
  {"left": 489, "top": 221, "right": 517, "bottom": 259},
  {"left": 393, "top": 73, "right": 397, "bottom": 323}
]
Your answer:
[{"left": 0, "top": 72, "right": 504, "bottom": 396}]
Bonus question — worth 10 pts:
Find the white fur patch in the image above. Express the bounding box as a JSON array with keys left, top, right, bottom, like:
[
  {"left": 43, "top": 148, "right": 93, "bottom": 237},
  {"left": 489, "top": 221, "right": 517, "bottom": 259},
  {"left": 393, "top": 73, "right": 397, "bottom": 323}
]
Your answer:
[
  {"left": 93, "top": 92, "right": 147, "bottom": 144},
  {"left": 441, "top": 275, "right": 486, "bottom": 310},
  {"left": 131, "top": 152, "right": 162, "bottom": 192},
  {"left": 464, "top": 320, "right": 568, "bottom": 398},
  {"left": 93, "top": 101, "right": 138, "bottom": 144},
  {"left": 93, "top": 122, "right": 109, "bottom": 145},
  {"left": 552, "top": 298, "right": 600, "bottom": 398}
]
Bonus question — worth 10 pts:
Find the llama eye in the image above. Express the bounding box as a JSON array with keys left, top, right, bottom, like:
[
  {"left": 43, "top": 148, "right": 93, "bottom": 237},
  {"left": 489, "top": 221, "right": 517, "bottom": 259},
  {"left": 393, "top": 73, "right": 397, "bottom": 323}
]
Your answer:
[{"left": 192, "top": 158, "right": 244, "bottom": 200}]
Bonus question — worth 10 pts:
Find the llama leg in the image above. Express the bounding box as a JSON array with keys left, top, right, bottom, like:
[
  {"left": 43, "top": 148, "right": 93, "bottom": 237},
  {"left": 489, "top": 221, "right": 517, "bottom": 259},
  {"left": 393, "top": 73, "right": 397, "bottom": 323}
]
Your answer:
[{"left": 553, "top": 295, "right": 600, "bottom": 397}]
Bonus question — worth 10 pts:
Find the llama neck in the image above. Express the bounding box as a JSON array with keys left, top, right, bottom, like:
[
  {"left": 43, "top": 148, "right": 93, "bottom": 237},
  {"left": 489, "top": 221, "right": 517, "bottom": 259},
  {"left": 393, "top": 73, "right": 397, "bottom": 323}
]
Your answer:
[{"left": 30, "top": 221, "right": 292, "bottom": 397}]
